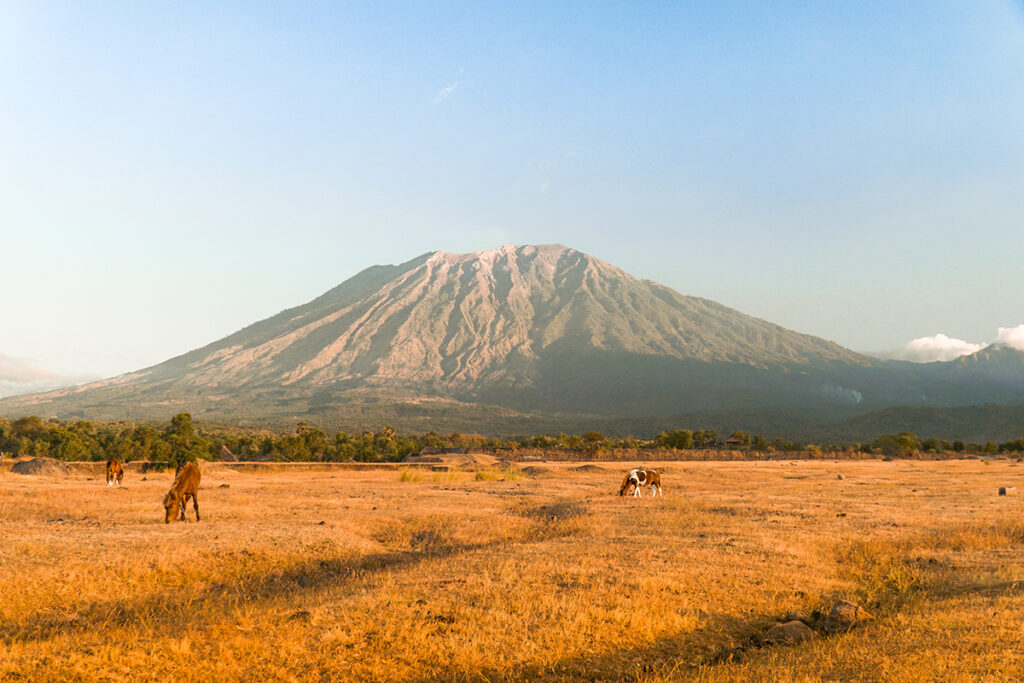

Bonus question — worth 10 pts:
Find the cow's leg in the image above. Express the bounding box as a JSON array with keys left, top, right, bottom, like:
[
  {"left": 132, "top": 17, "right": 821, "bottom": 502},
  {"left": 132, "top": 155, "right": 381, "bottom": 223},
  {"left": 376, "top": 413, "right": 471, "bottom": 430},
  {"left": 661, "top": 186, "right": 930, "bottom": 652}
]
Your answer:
[
  {"left": 633, "top": 486, "right": 641, "bottom": 498},
  {"left": 192, "top": 491, "right": 200, "bottom": 522},
  {"left": 179, "top": 496, "right": 187, "bottom": 521}
]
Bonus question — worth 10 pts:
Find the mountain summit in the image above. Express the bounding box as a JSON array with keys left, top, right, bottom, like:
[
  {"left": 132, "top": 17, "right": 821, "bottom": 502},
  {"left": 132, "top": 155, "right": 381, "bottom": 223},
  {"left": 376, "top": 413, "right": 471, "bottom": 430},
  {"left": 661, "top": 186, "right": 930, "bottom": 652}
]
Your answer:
[
  {"left": 5, "top": 244, "right": 1022, "bottom": 435},
  {"left": 153, "top": 243, "right": 865, "bottom": 391}
]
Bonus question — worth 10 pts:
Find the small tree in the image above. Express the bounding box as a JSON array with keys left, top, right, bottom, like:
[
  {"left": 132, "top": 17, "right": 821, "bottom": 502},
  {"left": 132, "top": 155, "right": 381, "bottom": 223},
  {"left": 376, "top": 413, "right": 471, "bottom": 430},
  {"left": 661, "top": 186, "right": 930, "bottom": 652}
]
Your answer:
[
  {"left": 656, "top": 430, "right": 693, "bottom": 450},
  {"left": 729, "top": 430, "right": 752, "bottom": 448},
  {"left": 164, "top": 413, "right": 208, "bottom": 468}
]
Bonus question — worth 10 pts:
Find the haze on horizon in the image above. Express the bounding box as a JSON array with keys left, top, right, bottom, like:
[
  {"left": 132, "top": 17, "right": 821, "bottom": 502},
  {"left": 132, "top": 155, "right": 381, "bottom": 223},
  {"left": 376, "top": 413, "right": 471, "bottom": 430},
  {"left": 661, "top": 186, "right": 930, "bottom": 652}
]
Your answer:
[{"left": 2, "top": 1, "right": 1023, "bottom": 395}]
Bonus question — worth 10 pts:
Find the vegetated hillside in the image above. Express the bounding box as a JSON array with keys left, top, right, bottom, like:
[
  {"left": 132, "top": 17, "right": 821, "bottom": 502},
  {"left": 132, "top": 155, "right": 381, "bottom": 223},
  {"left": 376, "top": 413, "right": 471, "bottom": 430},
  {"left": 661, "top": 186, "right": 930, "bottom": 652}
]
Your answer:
[
  {"left": 943, "top": 344, "right": 1024, "bottom": 386},
  {"left": 3, "top": 244, "right": 1024, "bottom": 436},
  {"left": 825, "top": 402, "right": 1024, "bottom": 443}
]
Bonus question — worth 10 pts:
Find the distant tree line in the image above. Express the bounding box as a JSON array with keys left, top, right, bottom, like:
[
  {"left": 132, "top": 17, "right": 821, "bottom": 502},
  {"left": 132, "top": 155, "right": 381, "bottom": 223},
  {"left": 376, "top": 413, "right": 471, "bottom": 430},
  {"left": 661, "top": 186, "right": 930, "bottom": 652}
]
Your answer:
[{"left": 1, "top": 415, "right": 1023, "bottom": 464}]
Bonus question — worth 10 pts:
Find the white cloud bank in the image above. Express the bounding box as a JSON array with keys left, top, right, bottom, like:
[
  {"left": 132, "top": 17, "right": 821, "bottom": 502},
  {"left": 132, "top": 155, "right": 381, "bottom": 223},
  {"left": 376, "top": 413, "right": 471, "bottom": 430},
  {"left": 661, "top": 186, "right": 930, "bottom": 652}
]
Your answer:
[
  {"left": 0, "top": 354, "right": 92, "bottom": 398},
  {"left": 890, "top": 334, "right": 987, "bottom": 362},
  {"left": 0, "top": 354, "right": 55, "bottom": 384},
  {"left": 994, "top": 325, "right": 1024, "bottom": 351},
  {"left": 880, "top": 324, "right": 1024, "bottom": 363}
]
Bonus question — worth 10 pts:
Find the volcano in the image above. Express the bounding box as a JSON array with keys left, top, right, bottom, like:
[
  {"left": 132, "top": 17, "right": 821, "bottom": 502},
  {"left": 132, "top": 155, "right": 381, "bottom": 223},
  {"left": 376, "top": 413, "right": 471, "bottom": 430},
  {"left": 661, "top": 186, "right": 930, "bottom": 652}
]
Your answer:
[{"left": 4, "top": 244, "right": 1024, "bottom": 437}]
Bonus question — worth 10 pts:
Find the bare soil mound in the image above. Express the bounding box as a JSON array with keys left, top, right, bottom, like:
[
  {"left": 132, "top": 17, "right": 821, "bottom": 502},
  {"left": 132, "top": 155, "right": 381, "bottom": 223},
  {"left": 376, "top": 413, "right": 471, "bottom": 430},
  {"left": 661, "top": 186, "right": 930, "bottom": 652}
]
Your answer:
[
  {"left": 10, "top": 457, "right": 72, "bottom": 477},
  {"left": 570, "top": 464, "right": 606, "bottom": 473},
  {"left": 521, "top": 466, "right": 551, "bottom": 477},
  {"left": 402, "top": 452, "right": 499, "bottom": 467}
]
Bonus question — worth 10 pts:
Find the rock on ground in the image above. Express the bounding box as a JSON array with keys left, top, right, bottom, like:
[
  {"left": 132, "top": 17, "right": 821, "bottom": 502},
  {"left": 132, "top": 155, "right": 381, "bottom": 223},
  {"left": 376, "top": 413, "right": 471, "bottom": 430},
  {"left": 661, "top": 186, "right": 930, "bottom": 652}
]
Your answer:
[
  {"left": 825, "top": 599, "right": 872, "bottom": 632},
  {"left": 762, "top": 620, "right": 815, "bottom": 645},
  {"left": 783, "top": 610, "right": 810, "bottom": 624}
]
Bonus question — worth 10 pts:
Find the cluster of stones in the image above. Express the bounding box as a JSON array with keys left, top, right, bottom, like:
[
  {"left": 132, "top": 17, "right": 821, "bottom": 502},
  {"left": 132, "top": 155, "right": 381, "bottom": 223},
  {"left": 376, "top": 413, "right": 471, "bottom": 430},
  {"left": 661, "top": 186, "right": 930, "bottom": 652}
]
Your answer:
[{"left": 761, "top": 599, "right": 873, "bottom": 646}]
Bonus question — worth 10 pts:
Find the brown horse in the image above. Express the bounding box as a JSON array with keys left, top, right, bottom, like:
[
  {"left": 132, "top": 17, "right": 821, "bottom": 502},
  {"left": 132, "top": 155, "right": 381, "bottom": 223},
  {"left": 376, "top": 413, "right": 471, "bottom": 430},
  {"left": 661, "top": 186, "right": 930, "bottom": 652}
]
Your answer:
[
  {"left": 106, "top": 459, "right": 124, "bottom": 486},
  {"left": 163, "top": 461, "right": 201, "bottom": 523},
  {"left": 618, "top": 467, "right": 663, "bottom": 497}
]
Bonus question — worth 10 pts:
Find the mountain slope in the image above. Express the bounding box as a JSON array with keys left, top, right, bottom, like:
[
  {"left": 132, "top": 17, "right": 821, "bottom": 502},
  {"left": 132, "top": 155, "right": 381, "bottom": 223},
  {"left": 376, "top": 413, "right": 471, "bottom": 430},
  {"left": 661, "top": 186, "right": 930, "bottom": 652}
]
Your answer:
[
  {"left": 159, "top": 243, "right": 869, "bottom": 389},
  {"left": 3, "top": 244, "right": 1023, "bottom": 435}
]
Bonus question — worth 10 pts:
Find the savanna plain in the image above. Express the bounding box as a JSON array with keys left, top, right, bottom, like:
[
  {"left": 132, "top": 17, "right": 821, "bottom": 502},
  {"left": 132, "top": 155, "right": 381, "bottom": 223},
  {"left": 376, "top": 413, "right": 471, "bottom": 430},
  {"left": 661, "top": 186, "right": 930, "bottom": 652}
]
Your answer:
[{"left": 2, "top": 458, "right": 1023, "bottom": 682}]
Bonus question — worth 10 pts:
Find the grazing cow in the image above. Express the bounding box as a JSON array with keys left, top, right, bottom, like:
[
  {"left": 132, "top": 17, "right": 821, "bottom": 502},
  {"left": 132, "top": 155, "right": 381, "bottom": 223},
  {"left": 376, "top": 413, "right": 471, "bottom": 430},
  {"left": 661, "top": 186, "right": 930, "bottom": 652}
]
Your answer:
[
  {"left": 106, "top": 459, "right": 124, "bottom": 486},
  {"left": 163, "top": 461, "right": 201, "bottom": 523},
  {"left": 619, "top": 467, "right": 663, "bottom": 497}
]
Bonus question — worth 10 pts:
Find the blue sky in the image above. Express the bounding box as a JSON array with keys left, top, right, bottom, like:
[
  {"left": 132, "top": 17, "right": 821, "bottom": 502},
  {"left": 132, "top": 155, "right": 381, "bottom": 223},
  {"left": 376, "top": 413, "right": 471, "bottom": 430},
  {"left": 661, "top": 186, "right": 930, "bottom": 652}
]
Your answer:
[{"left": 2, "top": 1, "right": 1023, "bottom": 386}]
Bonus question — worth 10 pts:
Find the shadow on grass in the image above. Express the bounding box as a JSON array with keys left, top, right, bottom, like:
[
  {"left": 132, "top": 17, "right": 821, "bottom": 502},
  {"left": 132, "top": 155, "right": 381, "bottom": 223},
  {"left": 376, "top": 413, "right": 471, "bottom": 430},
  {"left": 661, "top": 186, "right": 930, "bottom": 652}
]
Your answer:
[
  {"left": 1, "top": 500, "right": 589, "bottom": 644},
  {"left": 0, "top": 549, "right": 423, "bottom": 643},
  {"left": 431, "top": 522, "right": 1024, "bottom": 681},
  {"left": 430, "top": 575, "right": 1024, "bottom": 683},
  {"left": 426, "top": 610, "right": 774, "bottom": 682}
]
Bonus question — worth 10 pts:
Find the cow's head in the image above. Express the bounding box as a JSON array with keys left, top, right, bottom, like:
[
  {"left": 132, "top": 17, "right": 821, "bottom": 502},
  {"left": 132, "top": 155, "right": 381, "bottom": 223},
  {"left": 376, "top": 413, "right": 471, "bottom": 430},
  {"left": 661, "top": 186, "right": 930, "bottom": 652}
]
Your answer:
[
  {"left": 619, "top": 474, "right": 640, "bottom": 496},
  {"left": 163, "top": 490, "right": 181, "bottom": 524}
]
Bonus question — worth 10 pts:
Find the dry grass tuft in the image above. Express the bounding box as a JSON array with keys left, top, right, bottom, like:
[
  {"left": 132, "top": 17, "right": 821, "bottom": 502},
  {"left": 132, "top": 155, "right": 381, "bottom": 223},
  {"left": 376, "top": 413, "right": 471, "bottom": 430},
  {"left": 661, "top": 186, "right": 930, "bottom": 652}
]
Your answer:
[{"left": 397, "top": 468, "right": 423, "bottom": 482}]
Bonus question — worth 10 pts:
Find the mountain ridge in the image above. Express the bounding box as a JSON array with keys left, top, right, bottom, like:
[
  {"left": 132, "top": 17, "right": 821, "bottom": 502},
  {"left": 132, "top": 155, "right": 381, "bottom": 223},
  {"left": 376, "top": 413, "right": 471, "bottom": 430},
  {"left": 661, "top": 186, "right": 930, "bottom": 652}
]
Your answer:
[
  {"left": 3, "top": 244, "right": 1024, "bottom": 438},
  {"left": 109, "top": 243, "right": 873, "bottom": 391}
]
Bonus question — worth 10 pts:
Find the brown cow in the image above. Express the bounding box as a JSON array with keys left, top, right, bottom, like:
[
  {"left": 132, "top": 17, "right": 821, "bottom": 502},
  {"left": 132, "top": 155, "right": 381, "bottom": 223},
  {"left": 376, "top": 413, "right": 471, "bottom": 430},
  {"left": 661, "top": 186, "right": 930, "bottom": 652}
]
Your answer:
[
  {"left": 106, "top": 459, "right": 124, "bottom": 486},
  {"left": 163, "top": 461, "right": 201, "bottom": 523},
  {"left": 618, "top": 467, "right": 663, "bottom": 497}
]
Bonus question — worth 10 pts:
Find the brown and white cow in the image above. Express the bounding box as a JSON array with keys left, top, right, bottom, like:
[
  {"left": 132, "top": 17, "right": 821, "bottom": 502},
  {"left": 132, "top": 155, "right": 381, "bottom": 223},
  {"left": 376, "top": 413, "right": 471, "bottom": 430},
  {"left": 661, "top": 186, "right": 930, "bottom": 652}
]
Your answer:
[
  {"left": 106, "top": 459, "right": 124, "bottom": 486},
  {"left": 163, "top": 461, "right": 201, "bottom": 523},
  {"left": 619, "top": 467, "right": 662, "bottom": 497}
]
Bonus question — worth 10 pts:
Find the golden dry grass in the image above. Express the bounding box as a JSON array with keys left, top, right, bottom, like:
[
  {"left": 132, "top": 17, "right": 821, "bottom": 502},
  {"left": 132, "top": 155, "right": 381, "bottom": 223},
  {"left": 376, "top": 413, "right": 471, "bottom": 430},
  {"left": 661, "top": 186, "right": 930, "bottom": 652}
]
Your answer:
[{"left": 2, "top": 458, "right": 1023, "bottom": 681}]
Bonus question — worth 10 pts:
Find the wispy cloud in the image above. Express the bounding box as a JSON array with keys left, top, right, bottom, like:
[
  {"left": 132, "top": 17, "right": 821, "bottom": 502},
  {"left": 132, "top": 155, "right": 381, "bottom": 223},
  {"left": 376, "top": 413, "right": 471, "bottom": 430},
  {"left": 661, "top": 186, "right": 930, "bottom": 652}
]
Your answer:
[
  {"left": 432, "top": 68, "right": 464, "bottom": 104},
  {"left": 0, "top": 354, "right": 94, "bottom": 398},
  {"left": 527, "top": 151, "right": 577, "bottom": 194},
  {"left": 526, "top": 151, "right": 577, "bottom": 171},
  {"left": 432, "top": 82, "right": 459, "bottom": 104}
]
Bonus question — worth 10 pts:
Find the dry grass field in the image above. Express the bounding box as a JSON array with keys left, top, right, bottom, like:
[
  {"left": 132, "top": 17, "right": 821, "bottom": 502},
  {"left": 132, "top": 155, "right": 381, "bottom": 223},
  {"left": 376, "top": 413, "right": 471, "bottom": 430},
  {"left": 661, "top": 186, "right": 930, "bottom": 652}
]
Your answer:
[{"left": 2, "top": 458, "right": 1024, "bottom": 681}]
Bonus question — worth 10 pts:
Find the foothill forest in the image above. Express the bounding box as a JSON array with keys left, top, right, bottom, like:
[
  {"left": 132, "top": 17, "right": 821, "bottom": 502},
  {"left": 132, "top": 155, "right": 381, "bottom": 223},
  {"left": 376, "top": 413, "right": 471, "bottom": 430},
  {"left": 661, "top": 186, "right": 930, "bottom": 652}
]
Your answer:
[{"left": 3, "top": 413, "right": 1023, "bottom": 467}]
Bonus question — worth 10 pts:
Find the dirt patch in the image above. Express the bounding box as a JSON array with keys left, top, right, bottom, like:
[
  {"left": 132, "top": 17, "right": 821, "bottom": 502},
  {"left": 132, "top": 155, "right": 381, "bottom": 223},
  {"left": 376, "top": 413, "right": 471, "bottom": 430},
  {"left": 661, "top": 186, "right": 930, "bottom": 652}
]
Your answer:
[
  {"left": 402, "top": 452, "right": 499, "bottom": 467},
  {"left": 514, "top": 500, "right": 587, "bottom": 521},
  {"left": 570, "top": 464, "right": 606, "bottom": 473},
  {"left": 9, "top": 458, "right": 72, "bottom": 478}
]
